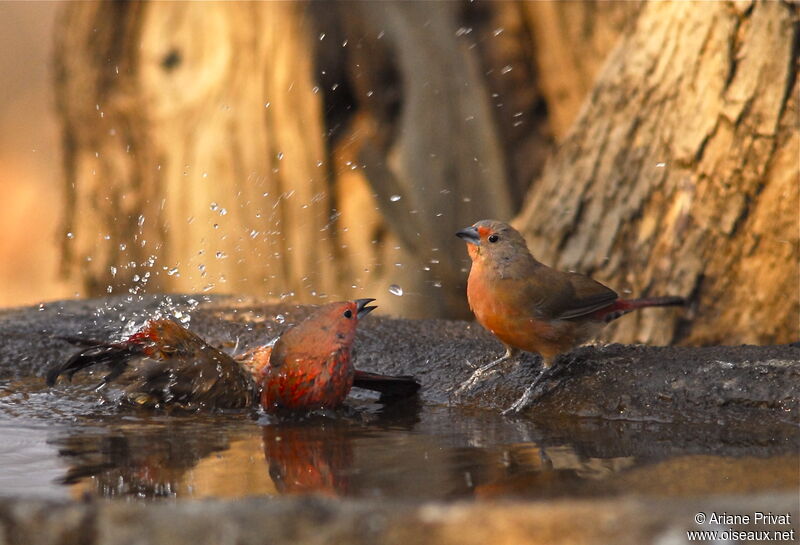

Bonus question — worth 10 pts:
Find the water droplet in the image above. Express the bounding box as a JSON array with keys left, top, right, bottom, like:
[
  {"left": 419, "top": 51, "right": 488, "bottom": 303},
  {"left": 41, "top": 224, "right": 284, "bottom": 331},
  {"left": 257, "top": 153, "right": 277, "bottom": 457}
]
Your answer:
[
  {"left": 167, "top": 267, "right": 179, "bottom": 276},
  {"left": 210, "top": 202, "right": 219, "bottom": 211},
  {"left": 319, "top": 32, "right": 326, "bottom": 40},
  {"left": 388, "top": 284, "right": 404, "bottom": 296},
  {"left": 138, "top": 215, "right": 145, "bottom": 226},
  {"left": 120, "top": 243, "right": 127, "bottom": 250},
  {"left": 275, "top": 314, "right": 285, "bottom": 324},
  {"left": 110, "top": 266, "right": 117, "bottom": 276},
  {"left": 215, "top": 251, "right": 227, "bottom": 259},
  {"left": 656, "top": 162, "right": 666, "bottom": 168},
  {"left": 501, "top": 65, "right": 513, "bottom": 74},
  {"left": 66, "top": 232, "right": 74, "bottom": 239},
  {"left": 390, "top": 194, "right": 402, "bottom": 202},
  {"left": 276, "top": 152, "right": 284, "bottom": 160}
]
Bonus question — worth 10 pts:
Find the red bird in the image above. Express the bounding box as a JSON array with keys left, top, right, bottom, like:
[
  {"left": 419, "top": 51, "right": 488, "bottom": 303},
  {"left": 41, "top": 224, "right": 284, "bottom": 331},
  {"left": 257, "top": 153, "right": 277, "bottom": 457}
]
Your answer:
[
  {"left": 456, "top": 220, "right": 684, "bottom": 413},
  {"left": 46, "top": 299, "right": 420, "bottom": 412}
]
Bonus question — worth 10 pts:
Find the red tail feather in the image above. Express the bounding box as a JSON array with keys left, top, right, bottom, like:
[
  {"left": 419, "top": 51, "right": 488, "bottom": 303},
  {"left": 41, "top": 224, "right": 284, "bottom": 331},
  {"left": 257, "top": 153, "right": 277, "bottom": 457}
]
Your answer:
[{"left": 594, "top": 296, "right": 685, "bottom": 322}]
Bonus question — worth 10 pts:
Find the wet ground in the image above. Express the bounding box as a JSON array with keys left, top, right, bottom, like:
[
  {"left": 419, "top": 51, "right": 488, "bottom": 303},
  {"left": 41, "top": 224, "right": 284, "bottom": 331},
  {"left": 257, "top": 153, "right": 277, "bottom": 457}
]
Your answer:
[
  {"left": 0, "top": 376, "right": 797, "bottom": 502},
  {"left": 0, "top": 295, "right": 797, "bottom": 544}
]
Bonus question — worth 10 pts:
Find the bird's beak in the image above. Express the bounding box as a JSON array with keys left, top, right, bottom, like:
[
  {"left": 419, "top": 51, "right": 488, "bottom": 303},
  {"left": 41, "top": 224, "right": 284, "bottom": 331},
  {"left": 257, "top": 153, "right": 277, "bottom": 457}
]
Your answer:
[
  {"left": 456, "top": 226, "right": 481, "bottom": 246},
  {"left": 354, "top": 298, "right": 377, "bottom": 319}
]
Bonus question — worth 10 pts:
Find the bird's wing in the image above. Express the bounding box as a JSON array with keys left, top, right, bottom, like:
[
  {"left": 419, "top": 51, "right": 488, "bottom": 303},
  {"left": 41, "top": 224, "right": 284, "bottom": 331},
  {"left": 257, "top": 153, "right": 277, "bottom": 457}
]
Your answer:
[
  {"left": 125, "top": 321, "right": 256, "bottom": 409},
  {"left": 50, "top": 319, "right": 257, "bottom": 409},
  {"left": 552, "top": 272, "right": 619, "bottom": 320}
]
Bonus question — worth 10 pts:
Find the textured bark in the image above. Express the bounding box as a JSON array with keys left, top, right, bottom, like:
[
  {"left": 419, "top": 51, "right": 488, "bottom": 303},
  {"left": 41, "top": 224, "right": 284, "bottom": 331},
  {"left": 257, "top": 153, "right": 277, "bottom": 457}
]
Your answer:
[
  {"left": 515, "top": 1, "right": 800, "bottom": 345},
  {"left": 315, "top": 1, "right": 517, "bottom": 318},
  {"left": 54, "top": 1, "right": 532, "bottom": 318},
  {"left": 54, "top": 1, "right": 798, "bottom": 342},
  {"left": 55, "top": 2, "right": 337, "bottom": 301},
  {"left": 519, "top": 1, "right": 642, "bottom": 141}
]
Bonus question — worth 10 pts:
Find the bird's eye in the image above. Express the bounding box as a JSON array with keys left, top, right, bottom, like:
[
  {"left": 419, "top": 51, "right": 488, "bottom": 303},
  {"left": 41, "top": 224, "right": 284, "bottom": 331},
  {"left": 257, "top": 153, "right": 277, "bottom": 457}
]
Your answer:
[
  {"left": 343, "top": 309, "right": 353, "bottom": 319},
  {"left": 488, "top": 234, "right": 499, "bottom": 243}
]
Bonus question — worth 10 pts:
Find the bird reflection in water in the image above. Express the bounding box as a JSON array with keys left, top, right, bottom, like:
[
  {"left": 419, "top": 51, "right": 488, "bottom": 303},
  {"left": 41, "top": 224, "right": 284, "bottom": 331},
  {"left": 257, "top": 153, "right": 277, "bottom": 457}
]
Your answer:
[
  {"left": 262, "top": 421, "right": 353, "bottom": 496},
  {"left": 53, "top": 400, "right": 422, "bottom": 499},
  {"left": 51, "top": 401, "right": 665, "bottom": 501}
]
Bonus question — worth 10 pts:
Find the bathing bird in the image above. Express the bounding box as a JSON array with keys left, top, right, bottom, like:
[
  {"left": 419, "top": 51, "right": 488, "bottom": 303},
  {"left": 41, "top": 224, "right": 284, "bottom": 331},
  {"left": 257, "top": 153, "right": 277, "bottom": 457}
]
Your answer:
[{"left": 47, "top": 299, "right": 420, "bottom": 412}]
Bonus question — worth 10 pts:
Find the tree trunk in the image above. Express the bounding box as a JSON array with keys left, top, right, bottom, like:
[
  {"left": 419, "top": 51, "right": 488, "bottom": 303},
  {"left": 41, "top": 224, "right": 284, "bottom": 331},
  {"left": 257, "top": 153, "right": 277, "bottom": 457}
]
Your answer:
[
  {"left": 55, "top": 2, "right": 337, "bottom": 301},
  {"left": 518, "top": 1, "right": 642, "bottom": 141},
  {"left": 54, "top": 1, "right": 798, "bottom": 343},
  {"left": 55, "top": 1, "right": 539, "bottom": 318},
  {"left": 515, "top": 1, "right": 799, "bottom": 345}
]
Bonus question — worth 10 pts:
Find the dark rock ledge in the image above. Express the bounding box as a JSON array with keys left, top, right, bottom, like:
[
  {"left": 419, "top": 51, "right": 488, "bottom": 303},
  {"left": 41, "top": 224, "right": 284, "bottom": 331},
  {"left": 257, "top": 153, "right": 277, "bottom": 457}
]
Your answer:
[
  {"left": 0, "top": 295, "right": 798, "bottom": 544},
  {"left": 0, "top": 295, "right": 797, "bottom": 425}
]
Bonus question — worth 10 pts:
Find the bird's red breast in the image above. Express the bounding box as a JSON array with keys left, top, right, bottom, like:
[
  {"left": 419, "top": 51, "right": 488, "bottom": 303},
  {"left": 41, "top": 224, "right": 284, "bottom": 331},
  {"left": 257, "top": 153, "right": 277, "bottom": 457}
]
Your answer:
[
  {"left": 257, "top": 301, "right": 365, "bottom": 412},
  {"left": 260, "top": 347, "right": 355, "bottom": 411}
]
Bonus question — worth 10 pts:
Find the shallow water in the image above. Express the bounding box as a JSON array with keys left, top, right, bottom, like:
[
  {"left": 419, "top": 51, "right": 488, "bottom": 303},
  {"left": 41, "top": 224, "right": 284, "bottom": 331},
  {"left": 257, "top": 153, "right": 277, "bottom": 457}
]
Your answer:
[{"left": 0, "top": 376, "right": 797, "bottom": 501}]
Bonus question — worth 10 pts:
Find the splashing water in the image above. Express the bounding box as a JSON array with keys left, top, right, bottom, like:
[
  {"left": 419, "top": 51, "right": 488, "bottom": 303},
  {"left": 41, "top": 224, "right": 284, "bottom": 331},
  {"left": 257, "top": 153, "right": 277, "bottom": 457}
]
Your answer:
[{"left": 388, "top": 284, "right": 404, "bottom": 297}]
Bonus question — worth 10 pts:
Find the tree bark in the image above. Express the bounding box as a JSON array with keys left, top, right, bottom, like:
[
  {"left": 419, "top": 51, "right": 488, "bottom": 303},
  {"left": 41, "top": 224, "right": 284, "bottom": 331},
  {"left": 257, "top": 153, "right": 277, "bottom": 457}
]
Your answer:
[
  {"left": 54, "top": 1, "right": 798, "bottom": 344},
  {"left": 518, "top": 1, "right": 642, "bottom": 141},
  {"left": 55, "top": 2, "right": 337, "bottom": 301},
  {"left": 515, "top": 1, "right": 799, "bottom": 345},
  {"left": 55, "top": 1, "right": 534, "bottom": 318}
]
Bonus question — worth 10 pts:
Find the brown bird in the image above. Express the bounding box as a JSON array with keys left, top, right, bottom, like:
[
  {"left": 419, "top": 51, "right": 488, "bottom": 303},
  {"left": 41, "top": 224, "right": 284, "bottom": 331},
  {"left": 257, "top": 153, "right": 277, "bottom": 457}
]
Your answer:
[
  {"left": 455, "top": 220, "right": 684, "bottom": 413},
  {"left": 47, "top": 299, "right": 420, "bottom": 412}
]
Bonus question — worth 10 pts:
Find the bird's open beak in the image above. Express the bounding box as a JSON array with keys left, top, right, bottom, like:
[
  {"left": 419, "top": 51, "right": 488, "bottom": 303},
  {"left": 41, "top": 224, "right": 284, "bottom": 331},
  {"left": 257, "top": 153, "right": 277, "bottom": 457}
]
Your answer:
[
  {"left": 456, "top": 226, "right": 481, "bottom": 246},
  {"left": 354, "top": 298, "right": 377, "bottom": 319}
]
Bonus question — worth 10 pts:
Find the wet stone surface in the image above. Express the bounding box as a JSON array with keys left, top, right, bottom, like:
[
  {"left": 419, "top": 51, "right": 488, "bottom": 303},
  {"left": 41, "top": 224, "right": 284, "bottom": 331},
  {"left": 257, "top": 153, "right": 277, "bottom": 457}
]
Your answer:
[
  {"left": 2, "top": 294, "right": 798, "bottom": 423},
  {"left": 0, "top": 295, "right": 797, "bottom": 544}
]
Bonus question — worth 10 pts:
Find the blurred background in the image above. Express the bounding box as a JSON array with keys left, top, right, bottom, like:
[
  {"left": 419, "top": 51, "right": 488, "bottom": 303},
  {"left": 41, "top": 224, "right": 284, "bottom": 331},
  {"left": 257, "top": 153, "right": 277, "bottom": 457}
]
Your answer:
[
  {"left": 0, "top": 1, "right": 797, "bottom": 346},
  {"left": 0, "top": 3, "right": 68, "bottom": 305}
]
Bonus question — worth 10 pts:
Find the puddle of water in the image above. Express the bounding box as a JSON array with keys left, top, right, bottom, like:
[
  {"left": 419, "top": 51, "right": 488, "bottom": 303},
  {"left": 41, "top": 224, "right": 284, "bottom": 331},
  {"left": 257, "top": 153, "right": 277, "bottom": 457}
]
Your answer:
[{"left": 0, "top": 377, "right": 797, "bottom": 501}]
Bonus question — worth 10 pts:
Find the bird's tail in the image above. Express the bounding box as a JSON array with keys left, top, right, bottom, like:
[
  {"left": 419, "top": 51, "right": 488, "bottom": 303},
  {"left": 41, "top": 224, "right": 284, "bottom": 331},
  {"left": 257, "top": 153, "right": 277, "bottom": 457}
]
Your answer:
[
  {"left": 601, "top": 296, "right": 685, "bottom": 322},
  {"left": 46, "top": 337, "right": 139, "bottom": 386},
  {"left": 46, "top": 319, "right": 190, "bottom": 387},
  {"left": 353, "top": 370, "right": 421, "bottom": 400}
]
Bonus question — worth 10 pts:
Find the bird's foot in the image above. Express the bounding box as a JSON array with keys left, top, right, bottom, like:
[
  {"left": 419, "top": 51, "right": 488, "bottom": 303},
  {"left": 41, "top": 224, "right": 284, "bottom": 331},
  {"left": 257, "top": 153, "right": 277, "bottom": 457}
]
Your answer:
[
  {"left": 501, "top": 358, "right": 560, "bottom": 415},
  {"left": 502, "top": 384, "right": 538, "bottom": 415},
  {"left": 452, "top": 361, "right": 500, "bottom": 396},
  {"left": 452, "top": 347, "right": 517, "bottom": 397}
]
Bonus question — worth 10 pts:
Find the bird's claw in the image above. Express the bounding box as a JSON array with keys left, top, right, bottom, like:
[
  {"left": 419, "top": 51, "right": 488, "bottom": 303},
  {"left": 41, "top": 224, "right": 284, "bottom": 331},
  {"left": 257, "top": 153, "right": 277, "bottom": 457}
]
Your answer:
[
  {"left": 452, "top": 365, "right": 499, "bottom": 396},
  {"left": 501, "top": 363, "right": 559, "bottom": 415},
  {"left": 502, "top": 382, "right": 540, "bottom": 415}
]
